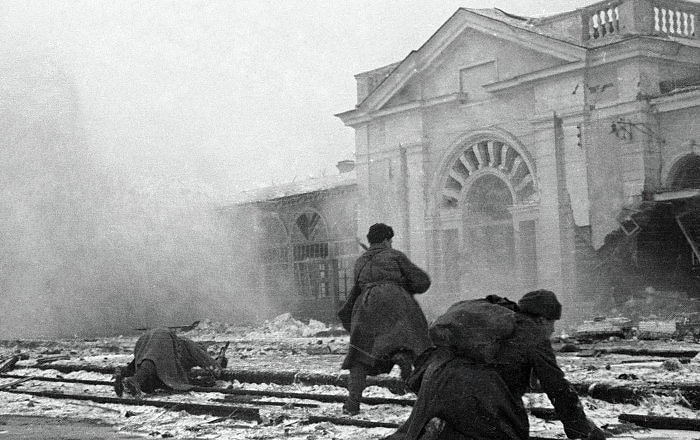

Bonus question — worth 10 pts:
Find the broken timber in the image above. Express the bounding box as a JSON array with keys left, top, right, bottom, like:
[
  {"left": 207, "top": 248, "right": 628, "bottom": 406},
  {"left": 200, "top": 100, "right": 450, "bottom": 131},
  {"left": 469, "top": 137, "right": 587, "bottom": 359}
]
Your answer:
[
  {"left": 215, "top": 368, "right": 406, "bottom": 394},
  {"left": 0, "top": 376, "right": 35, "bottom": 391},
  {"left": 299, "top": 416, "right": 565, "bottom": 439},
  {"left": 302, "top": 415, "right": 399, "bottom": 429},
  {"left": 1, "top": 388, "right": 261, "bottom": 421},
  {"left": 211, "top": 397, "right": 318, "bottom": 408},
  {"left": 619, "top": 413, "right": 700, "bottom": 431},
  {"left": 590, "top": 347, "right": 699, "bottom": 358},
  {"left": 1, "top": 374, "right": 114, "bottom": 386},
  {"left": 217, "top": 389, "right": 413, "bottom": 406},
  {"left": 0, "top": 356, "right": 19, "bottom": 373},
  {"left": 35, "top": 355, "right": 71, "bottom": 365},
  {"left": 572, "top": 381, "right": 700, "bottom": 409}
]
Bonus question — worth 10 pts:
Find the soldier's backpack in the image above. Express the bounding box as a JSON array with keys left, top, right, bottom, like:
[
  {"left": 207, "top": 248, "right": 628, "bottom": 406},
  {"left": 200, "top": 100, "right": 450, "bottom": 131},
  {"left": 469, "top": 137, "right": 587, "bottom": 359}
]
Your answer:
[{"left": 429, "top": 297, "right": 518, "bottom": 364}]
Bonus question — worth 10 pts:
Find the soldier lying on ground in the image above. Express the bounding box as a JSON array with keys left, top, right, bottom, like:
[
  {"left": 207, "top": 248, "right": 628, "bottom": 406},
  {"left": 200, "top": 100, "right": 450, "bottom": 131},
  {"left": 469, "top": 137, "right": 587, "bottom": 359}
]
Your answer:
[
  {"left": 114, "top": 327, "right": 226, "bottom": 397},
  {"left": 385, "top": 290, "right": 607, "bottom": 440}
]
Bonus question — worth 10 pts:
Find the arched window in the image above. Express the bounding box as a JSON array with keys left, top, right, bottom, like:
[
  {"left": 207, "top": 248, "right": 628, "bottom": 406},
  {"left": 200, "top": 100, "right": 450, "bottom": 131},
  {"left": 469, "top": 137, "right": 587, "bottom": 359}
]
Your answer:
[
  {"left": 440, "top": 139, "right": 536, "bottom": 210},
  {"left": 292, "top": 210, "right": 332, "bottom": 298}
]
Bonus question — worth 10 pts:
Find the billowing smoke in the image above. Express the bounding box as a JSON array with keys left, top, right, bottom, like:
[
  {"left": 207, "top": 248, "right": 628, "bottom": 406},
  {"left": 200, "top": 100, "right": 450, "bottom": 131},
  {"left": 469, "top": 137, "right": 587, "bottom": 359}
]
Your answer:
[{"left": 0, "top": 49, "right": 263, "bottom": 338}]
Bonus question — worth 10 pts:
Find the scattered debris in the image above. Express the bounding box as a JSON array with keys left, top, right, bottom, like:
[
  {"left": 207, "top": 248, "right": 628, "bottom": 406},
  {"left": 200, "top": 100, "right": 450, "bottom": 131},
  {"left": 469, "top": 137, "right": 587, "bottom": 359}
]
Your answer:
[
  {"left": 574, "top": 317, "right": 632, "bottom": 342},
  {"left": 253, "top": 313, "right": 332, "bottom": 338},
  {"left": 661, "top": 358, "right": 684, "bottom": 371},
  {"left": 35, "top": 355, "right": 70, "bottom": 365},
  {"left": 638, "top": 320, "right": 677, "bottom": 340},
  {"left": 691, "top": 352, "right": 700, "bottom": 365}
]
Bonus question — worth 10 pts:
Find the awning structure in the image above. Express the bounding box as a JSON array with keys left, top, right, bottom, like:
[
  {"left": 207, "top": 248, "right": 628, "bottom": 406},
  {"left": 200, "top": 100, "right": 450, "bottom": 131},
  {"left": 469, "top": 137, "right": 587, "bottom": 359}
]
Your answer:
[
  {"left": 675, "top": 207, "right": 700, "bottom": 272},
  {"left": 652, "top": 189, "right": 700, "bottom": 202}
]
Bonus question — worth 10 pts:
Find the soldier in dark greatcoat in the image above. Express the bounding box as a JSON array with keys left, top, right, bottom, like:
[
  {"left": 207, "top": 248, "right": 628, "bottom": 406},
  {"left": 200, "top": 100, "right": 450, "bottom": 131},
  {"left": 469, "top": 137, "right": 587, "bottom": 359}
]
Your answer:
[
  {"left": 385, "top": 290, "right": 607, "bottom": 440},
  {"left": 114, "top": 327, "right": 224, "bottom": 397},
  {"left": 341, "top": 223, "right": 432, "bottom": 415}
]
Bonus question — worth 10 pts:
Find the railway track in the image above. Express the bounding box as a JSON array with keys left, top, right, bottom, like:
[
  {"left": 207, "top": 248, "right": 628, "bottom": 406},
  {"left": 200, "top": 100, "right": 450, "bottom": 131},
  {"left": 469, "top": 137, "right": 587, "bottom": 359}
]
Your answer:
[
  {"left": 0, "top": 373, "right": 414, "bottom": 406},
  {"left": 23, "top": 360, "right": 700, "bottom": 409},
  {"left": 0, "top": 369, "right": 408, "bottom": 432},
  {"left": 2, "top": 362, "right": 700, "bottom": 438},
  {"left": 3, "top": 370, "right": 700, "bottom": 437}
]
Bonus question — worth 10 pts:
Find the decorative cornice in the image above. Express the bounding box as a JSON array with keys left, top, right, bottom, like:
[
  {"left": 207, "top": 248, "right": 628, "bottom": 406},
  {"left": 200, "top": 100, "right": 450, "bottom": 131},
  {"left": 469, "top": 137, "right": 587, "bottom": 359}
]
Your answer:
[
  {"left": 529, "top": 109, "right": 587, "bottom": 127},
  {"left": 484, "top": 61, "right": 584, "bottom": 93},
  {"left": 336, "top": 93, "right": 468, "bottom": 126},
  {"left": 355, "top": 142, "right": 426, "bottom": 164},
  {"left": 651, "top": 89, "right": 700, "bottom": 112},
  {"left": 339, "top": 8, "right": 586, "bottom": 123}
]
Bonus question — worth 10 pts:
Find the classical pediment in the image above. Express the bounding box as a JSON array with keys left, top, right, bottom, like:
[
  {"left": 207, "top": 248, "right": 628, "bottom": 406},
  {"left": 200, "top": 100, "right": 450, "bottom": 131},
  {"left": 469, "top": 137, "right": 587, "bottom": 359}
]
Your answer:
[{"left": 342, "top": 8, "right": 586, "bottom": 119}]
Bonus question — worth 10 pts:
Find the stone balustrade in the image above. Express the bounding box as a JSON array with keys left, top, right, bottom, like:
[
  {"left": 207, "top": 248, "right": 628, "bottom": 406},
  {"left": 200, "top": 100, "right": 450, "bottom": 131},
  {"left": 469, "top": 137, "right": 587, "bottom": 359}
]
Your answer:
[
  {"left": 587, "top": 2, "right": 622, "bottom": 40},
  {"left": 652, "top": 1, "right": 697, "bottom": 37},
  {"left": 581, "top": 0, "right": 699, "bottom": 42}
]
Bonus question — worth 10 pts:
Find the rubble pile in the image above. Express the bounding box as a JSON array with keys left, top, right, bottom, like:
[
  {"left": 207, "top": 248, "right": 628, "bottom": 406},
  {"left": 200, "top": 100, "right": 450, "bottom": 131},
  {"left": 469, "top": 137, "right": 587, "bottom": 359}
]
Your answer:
[
  {"left": 577, "top": 290, "right": 700, "bottom": 342},
  {"left": 186, "top": 318, "right": 240, "bottom": 335},
  {"left": 248, "top": 313, "right": 332, "bottom": 338},
  {"left": 616, "top": 290, "right": 699, "bottom": 322}
]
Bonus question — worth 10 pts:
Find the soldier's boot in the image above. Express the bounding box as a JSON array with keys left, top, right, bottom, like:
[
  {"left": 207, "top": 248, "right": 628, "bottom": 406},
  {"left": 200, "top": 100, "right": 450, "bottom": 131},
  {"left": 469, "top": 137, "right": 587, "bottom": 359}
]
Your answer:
[
  {"left": 113, "top": 367, "right": 124, "bottom": 397},
  {"left": 343, "top": 365, "right": 367, "bottom": 415},
  {"left": 122, "top": 376, "right": 143, "bottom": 399}
]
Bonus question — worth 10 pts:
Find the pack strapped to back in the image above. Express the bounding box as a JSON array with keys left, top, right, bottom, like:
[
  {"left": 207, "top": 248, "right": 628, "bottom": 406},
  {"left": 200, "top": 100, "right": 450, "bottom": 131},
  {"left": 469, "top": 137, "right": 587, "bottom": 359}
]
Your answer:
[{"left": 429, "top": 298, "right": 517, "bottom": 364}]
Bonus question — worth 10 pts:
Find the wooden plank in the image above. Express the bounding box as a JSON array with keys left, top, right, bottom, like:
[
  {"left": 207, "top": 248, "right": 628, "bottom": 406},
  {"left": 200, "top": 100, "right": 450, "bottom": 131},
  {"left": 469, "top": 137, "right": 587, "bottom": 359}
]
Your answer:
[
  {"left": 0, "top": 388, "right": 261, "bottom": 421},
  {"left": 0, "top": 376, "right": 35, "bottom": 391},
  {"left": 0, "top": 356, "right": 19, "bottom": 374},
  {"left": 619, "top": 413, "right": 700, "bottom": 431}
]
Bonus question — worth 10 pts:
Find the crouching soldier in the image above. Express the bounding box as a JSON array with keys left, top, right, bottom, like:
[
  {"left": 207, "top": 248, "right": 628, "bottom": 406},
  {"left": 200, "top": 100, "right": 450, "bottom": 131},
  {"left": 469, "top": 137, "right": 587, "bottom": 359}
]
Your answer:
[
  {"left": 385, "top": 290, "right": 606, "bottom": 440},
  {"left": 114, "top": 327, "right": 226, "bottom": 397}
]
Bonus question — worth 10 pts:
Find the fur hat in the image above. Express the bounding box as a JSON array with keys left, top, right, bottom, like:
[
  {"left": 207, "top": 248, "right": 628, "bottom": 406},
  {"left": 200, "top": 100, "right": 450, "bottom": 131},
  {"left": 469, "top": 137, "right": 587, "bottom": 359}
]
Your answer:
[
  {"left": 367, "top": 223, "right": 394, "bottom": 244},
  {"left": 517, "top": 290, "right": 562, "bottom": 320}
]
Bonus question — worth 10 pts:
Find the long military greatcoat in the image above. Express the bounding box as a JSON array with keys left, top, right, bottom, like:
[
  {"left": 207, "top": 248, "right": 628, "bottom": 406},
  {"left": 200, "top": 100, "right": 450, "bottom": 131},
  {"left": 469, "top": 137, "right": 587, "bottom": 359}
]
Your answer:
[
  {"left": 133, "top": 328, "right": 218, "bottom": 391},
  {"left": 387, "top": 313, "right": 592, "bottom": 440},
  {"left": 342, "top": 242, "right": 432, "bottom": 375}
]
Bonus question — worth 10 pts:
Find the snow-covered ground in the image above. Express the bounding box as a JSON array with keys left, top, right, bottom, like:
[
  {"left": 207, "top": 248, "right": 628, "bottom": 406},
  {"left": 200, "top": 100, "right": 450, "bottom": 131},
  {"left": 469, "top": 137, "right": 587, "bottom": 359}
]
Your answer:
[{"left": 0, "top": 316, "right": 699, "bottom": 439}]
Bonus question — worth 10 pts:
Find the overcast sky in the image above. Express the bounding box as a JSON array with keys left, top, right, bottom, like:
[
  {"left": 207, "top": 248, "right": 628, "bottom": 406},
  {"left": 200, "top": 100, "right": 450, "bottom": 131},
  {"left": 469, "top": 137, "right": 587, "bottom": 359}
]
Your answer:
[{"left": 2, "top": 0, "right": 601, "bottom": 199}]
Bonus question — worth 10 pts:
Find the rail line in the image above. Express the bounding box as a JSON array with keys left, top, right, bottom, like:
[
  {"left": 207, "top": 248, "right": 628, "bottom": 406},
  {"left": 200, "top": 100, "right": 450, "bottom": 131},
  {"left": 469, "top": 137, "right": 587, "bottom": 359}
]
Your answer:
[
  {"left": 0, "top": 373, "right": 415, "bottom": 406},
  {"left": 2, "top": 371, "right": 699, "bottom": 436},
  {"left": 21, "top": 361, "right": 700, "bottom": 409}
]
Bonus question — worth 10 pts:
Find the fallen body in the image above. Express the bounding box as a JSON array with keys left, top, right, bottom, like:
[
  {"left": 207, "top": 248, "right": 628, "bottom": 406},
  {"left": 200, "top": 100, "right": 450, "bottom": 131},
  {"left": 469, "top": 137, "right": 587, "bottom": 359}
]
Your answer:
[{"left": 114, "top": 327, "right": 225, "bottom": 397}]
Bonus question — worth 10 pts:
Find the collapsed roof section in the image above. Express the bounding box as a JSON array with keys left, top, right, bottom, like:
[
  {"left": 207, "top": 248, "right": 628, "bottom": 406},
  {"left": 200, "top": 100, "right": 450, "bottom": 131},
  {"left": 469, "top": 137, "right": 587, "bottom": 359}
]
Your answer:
[
  {"left": 600, "top": 193, "right": 700, "bottom": 300},
  {"left": 224, "top": 171, "right": 356, "bottom": 206}
]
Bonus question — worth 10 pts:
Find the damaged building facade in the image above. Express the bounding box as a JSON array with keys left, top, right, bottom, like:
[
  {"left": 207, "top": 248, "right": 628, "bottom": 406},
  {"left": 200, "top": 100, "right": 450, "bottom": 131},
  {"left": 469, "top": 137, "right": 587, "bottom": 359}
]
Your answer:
[
  {"left": 335, "top": 0, "right": 700, "bottom": 321},
  {"left": 227, "top": 0, "right": 699, "bottom": 323},
  {"left": 223, "top": 166, "right": 359, "bottom": 322}
]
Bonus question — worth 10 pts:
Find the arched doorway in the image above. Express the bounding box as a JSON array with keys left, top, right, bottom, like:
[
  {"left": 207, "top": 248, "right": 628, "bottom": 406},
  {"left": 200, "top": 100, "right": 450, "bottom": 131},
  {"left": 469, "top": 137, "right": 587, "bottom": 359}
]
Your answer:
[
  {"left": 259, "top": 212, "right": 292, "bottom": 296},
  {"left": 462, "top": 174, "right": 516, "bottom": 296},
  {"left": 665, "top": 153, "right": 700, "bottom": 282},
  {"left": 668, "top": 154, "right": 700, "bottom": 190},
  {"left": 431, "top": 136, "right": 539, "bottom": 301}
]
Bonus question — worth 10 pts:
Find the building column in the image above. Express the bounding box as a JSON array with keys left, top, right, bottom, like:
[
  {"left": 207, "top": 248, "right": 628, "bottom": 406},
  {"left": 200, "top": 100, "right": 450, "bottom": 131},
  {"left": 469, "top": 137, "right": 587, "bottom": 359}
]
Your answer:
[
  {"left": 531, "top": 116, "right": 566, "bottom": 299},
  {"left": 402, "top": 142, "right": 429, "bottom": 267}
]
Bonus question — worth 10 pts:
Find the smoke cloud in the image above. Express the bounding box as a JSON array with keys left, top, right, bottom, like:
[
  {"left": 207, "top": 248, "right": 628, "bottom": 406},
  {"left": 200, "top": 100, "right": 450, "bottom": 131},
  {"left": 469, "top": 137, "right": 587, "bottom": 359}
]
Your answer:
[{"left": 0, "top": 48, "right": 262, "bottom": 339}]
